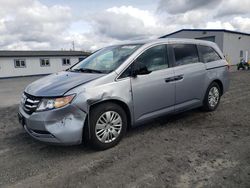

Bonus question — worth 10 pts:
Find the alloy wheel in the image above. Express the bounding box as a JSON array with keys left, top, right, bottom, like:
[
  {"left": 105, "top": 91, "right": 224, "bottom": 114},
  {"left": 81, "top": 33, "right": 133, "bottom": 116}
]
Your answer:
[
  {"left": 95, "top": 111, "right": 122, "bottom": 143},
  {"left": 208, "top": 86, "right": 220, "bottom": 108}
]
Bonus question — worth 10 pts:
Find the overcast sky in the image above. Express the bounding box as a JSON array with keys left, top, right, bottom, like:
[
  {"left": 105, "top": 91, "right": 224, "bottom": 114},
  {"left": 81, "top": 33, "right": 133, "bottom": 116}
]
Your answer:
[{"left": 0, "top": 0, "right": 250, "bottom": 51}]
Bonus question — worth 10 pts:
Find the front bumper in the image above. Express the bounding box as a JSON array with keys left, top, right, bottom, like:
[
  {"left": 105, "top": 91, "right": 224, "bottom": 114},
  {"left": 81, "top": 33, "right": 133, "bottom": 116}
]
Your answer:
[{"left": 18, "top": 103, "right": 87, "bottom": 145}]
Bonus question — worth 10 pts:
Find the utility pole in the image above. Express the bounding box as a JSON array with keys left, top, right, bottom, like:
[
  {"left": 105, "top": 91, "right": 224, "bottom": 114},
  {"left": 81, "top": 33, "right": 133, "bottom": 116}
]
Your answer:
[{"left": 72, "top": 41, "right": 75, "bottom": 51}]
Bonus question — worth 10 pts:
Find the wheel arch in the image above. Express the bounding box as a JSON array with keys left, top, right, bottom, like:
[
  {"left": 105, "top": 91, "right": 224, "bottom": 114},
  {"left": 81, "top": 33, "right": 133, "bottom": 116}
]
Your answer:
[
  {"left": 212, "top": 79, "right": 224, "bottom": 95},
  {"left": 202, "top": 79, "right": 224, "bottom": 103},
  {"left": 89, "top": 99, "right": 132, "bottom": 129}
]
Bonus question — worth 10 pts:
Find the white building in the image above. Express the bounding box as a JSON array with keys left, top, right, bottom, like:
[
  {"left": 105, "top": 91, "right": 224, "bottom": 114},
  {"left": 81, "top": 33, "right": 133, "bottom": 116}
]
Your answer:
[
  {"left": 0, "top": 51, "right": 89, "bottom": 78},
  {"left": 161, "top": 29, "right": 250, "bottom": 65}
]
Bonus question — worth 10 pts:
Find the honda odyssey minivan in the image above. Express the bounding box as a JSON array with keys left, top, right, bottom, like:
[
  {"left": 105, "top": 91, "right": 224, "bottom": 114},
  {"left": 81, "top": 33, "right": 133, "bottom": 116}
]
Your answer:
[{"left": 18, "top": 38, "right": 229, "bottom": 149}]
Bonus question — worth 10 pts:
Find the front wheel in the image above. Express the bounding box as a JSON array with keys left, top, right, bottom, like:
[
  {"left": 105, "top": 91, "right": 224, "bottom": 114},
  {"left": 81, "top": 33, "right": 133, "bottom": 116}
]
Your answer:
[
  {"left": 202, "top": 82, "right": 221, "bottom": 111},
  {"left": 89, "top": 102, "right": 127, "bottom": 150}
]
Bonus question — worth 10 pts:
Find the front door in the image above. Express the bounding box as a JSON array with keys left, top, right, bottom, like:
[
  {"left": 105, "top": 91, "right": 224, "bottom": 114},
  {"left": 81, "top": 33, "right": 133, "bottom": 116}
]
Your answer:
[{"left": 130, "top": 44, "right": 175, "bottom": 123}]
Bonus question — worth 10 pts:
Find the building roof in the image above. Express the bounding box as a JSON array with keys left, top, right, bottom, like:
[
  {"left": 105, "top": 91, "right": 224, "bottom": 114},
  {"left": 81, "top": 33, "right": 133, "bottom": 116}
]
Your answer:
[
  {"left": 160, "top": 29, "right": 250, "bottom": 38},
  {"left": 0, "top": 50, "right": 90, "bottom": 58}
]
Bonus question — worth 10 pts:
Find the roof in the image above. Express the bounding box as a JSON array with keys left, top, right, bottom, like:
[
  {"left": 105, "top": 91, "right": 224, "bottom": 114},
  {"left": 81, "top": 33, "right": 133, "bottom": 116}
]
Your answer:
[
  {"left": 160, "top": 29, "right": 250, "bottom": 38},
  {"left": 0, "top": 50, "right": 90, "bottom": 58},
  {"left": 112, "top": 37, "right": 214, "bottom": 46},
  {"left": 116, "top": 38, "right": 216, "bottom": 47}
]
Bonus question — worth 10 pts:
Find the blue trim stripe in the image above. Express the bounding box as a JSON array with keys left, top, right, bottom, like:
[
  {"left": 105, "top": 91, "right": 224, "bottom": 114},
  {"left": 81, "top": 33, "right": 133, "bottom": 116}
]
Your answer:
[{"left": 160, "top": 29, "right": 250, "bottom": 38}]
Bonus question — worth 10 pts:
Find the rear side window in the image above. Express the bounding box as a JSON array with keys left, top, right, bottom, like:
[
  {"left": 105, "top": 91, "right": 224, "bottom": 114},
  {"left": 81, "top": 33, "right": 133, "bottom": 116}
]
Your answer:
[
  {"left": 198, "top": 45, "right": 221, "bottom": 63},
  {"left": 172, "top": 44, "right": 199, "bottom": 66}
]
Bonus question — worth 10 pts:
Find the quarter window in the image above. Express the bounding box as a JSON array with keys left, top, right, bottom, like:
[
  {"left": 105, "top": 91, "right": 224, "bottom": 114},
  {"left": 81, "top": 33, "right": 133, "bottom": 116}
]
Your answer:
[
  {"left": 198, "top": 45, "right": 222, "bottom": 63},
  {"left": 62, "top": 58, "right": 71, "bottom": 66},
  {"left": 14, "top": 59, "right": 26, "bottom": 68},
  {"left": 40, "top": 58, "right": 50, "bottom": 67},
  {"left": 173, "top": 44, "right": 199, "bottom": 66},
  {"left": 135, "top": 45, "right": 168, "bottom": 72},
  {"left": 119, "top": 66, "right": 132, "bottom": 79}
]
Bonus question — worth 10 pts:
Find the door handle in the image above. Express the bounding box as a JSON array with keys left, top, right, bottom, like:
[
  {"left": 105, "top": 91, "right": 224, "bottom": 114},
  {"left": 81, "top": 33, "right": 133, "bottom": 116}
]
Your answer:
[
  {"left": 165, "top": 77, "right": 175, "bottom": 83},
  {"left": 174, "top": 75, "right": 184, "bottom": 81},
  {"left": 165, "top": 75, "right": 184, "bottom": 83}
]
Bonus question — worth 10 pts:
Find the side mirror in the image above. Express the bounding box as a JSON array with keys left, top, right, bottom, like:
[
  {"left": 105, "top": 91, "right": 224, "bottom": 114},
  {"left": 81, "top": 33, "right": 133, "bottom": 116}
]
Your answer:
[{"left": 131, "top": 61, "right": 151, "bottom": 77}]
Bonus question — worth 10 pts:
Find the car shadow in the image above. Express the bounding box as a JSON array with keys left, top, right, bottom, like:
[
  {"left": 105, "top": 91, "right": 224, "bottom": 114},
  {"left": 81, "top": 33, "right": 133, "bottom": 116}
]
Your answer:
[{"left": 7, "top": 108, "right": 206, "bottom": 157}]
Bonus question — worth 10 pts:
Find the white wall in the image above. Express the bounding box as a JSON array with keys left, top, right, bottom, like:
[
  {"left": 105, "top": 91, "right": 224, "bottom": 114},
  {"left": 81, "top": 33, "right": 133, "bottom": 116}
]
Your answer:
[
  {"left": 223, "top": 33, "right": 250, "bottom": 65},
  {"left": 163, "top": 31, "right": 224, "bottom": 50},
  {"left": 0, "top": 56, "right": 80, "bottom": 78}
]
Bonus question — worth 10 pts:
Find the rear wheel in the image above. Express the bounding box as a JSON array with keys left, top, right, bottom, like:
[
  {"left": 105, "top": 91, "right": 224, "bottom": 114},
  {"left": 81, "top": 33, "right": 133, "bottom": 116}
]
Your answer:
[
  {"left": 89, "top": 102, "right": 127, "bottom": 150},
  {"left": 202, "top": 82, "right": 221, "bottom": 111}
]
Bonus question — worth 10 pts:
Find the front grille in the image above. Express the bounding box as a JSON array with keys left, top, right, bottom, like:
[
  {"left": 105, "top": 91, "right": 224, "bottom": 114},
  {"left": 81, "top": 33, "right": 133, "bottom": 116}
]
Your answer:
[{"left": 22, "top": 93, "right": 41, "bottom": 115}]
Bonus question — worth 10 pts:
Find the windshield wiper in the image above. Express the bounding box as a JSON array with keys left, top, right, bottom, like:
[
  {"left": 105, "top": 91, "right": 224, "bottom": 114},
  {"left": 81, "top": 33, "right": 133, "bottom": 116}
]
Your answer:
[{"left": 69, "top": 68, "right": 104, "bottom": 74}]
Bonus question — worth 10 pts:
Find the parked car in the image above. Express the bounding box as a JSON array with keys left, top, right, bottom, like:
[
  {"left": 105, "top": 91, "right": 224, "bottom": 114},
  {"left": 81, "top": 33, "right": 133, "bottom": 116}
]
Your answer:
[{"left": 18, "top": 38, "right": 230, "bottom": 150}]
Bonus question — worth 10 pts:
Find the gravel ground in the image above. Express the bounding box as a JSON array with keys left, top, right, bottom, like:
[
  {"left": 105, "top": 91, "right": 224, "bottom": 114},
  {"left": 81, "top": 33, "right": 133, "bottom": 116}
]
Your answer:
[{"left": 0, "top": 71, "right": 249, "bottom": 188}]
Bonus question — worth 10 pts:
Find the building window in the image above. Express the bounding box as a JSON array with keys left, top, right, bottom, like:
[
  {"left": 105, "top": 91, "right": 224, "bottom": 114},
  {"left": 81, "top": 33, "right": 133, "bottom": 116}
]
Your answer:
[
  {"left": 79, "top": 57, "right": 86, "bottom": 62},
  {"left": 14, "top": 59, "right": 26, "bottom": 68},
  {"left": 240, "top": 50, "right": 243, "bottom": 58},
  {"left": 62, "top": 58, "right": 71, "bottom": 66},
  {"left": 196, "top": 36, "right": 215, "bottom": 42},
  {"left": 40, "top": 58, "right": 50, "bottom": 67}
]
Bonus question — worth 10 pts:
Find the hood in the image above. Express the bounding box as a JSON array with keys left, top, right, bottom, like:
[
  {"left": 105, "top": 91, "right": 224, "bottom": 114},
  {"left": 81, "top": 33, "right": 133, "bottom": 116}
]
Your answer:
[{"left": 25, "top": 71, "right": 104, "bottom": 97}]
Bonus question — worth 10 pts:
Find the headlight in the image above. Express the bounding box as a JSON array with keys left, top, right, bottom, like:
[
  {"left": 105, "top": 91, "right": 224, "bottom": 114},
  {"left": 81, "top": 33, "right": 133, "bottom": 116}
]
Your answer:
[{"left": 36, "top": 94, "right": 75, "bottom": 111}]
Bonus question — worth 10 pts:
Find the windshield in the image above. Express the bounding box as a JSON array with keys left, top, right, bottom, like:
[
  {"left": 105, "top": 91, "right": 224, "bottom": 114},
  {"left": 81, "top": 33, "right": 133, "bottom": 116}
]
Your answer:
[{"left": 69, "top": 44, "right": 141, "bottom": 73}]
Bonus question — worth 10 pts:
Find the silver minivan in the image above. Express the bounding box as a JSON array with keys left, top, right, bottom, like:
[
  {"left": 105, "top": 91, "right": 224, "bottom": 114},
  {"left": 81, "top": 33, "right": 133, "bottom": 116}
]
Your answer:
[{"left": 18, "top": 38, "right": 229, "bottom": 149}]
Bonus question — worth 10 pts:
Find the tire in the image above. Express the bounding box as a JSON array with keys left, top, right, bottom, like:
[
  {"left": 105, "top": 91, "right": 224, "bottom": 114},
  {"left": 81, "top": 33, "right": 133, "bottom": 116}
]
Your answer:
[
  {"left": 89, "top": 102, "right": 127, "bottom": 150},
  {"left": 202, "top": 82, "right": 221, "bottom": 112}
]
